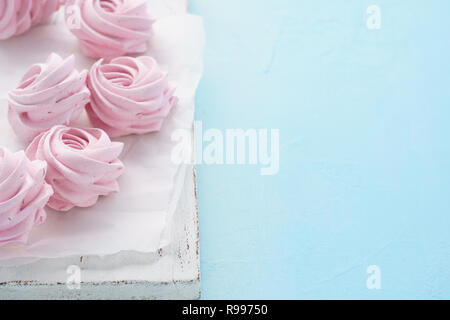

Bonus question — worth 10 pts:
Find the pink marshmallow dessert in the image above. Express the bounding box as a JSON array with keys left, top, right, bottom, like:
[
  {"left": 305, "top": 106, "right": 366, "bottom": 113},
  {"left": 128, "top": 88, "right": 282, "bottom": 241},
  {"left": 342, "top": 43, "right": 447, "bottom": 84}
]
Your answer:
[
  {"left": 8, "top": 53, "right": 90, "bottom": 142},
  {"left": 26, "top": 125, "right": 125, "bottom": 212},
  {"left": 86, "top": 56, "right": 178, "bottom": 138},
  {"left": 0, "top": 0, "right": 60, "bottom": 40},
  {"left": 64, "top": 0, "right": 155, "bottom": 59},
  {"left": 0, "top": 147, "right": 53, "bottom": 247}
]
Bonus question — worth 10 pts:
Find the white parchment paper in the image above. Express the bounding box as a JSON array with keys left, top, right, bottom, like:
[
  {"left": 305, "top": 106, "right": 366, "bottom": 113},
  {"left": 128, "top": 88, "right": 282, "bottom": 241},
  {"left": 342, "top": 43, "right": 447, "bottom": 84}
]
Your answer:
[{"left": 0, "top": 1, "right": 203, "bottom": 262}]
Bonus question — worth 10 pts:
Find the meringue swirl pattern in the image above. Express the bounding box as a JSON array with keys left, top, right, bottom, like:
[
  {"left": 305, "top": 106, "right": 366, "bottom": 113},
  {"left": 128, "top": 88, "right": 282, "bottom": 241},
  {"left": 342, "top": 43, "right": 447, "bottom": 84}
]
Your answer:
[
  {"left": 86, "top": 56, "right": 178, "bottom": 138},
  {"left": 65, "top": 0, "right": 155, "bottom": 59},
  {"left": 0, "top": 147, "right": 53, "bottom": 247},
  {"left": 8, "top": 53, "right": 90, "bottom": 142},
  {"left": 26, "top": 125, "right": 125, "bottom": 211},
  {"left": 0, "top": 0, "right": 60, "bottom": 40}
]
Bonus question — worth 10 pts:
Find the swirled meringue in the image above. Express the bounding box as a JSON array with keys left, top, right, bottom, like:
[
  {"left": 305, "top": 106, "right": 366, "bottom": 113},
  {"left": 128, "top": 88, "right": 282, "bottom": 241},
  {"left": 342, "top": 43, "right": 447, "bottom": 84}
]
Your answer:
[
  {"left": 0, "top": 0, "right": 60, "bottom": 40},
  {"left": 86, "top": 56, "right": 177, "bottom": 138},
  {"left": 64, "top": 0, "right": 154, "bottom": 59},
  {"left": 8, "top": 53, "right": 90, "bottom": 142},
  {"left": 0, "top": 147, "right": 53, "bottom": 247},
  {"left": 26, "top": 125, "right": 124, "bottom": 211}
]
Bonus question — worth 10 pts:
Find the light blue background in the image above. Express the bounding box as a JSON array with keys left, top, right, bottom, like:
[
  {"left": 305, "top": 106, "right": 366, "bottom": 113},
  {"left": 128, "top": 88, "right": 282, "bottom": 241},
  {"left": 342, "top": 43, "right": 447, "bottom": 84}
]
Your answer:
[{"left": 190, "top": 0, "right": 450, "bottom": 299}]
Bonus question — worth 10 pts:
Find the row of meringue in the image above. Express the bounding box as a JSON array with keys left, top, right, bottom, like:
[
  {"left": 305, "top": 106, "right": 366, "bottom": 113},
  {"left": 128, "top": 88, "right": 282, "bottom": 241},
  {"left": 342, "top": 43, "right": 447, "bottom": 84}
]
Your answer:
[
  {"left": 8, "top": 53, "right": 177, "bottom": 141},
  {"left": 1, "top": 0, "right": 154, "bottom": 59},
  {"left": 0, "top": 125, "right": 125, "bottom": 247}
]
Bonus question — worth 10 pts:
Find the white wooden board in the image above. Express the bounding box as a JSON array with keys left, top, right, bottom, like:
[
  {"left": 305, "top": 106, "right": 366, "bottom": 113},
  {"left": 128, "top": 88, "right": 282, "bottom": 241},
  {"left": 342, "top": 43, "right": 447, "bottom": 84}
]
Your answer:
[
  {"left": 0, "top": 166, "right": 200, "bottom": 300},
  {"left": 0, "top": 0, "right": 201, "bottom": 300}
]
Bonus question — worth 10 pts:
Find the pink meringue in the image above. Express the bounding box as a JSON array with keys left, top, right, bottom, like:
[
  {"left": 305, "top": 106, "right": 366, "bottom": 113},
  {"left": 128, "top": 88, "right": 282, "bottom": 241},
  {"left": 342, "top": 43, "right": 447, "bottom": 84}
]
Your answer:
[
  {"left": 26, "top": 125, "right": 124, "bottom": 211},
  {"left": 64, "top": 0, "right": 154, "bottom": 59},
  {"left": 86, "top": 56, "right": 177, "bottom": 138},
  {"left": 8, "top": 53, "right": 90, "bottom": 142},
  {"left": 0, "top": 147, "right": 53, "bottom": 247},
  {"left": 0, "top": 0, "right": 60, "bottom": 40}
]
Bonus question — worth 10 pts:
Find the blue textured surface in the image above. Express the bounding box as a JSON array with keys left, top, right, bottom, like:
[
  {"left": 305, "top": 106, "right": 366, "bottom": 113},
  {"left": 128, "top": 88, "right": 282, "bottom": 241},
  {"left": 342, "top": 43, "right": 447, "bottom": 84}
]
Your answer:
[{"left": 190, "top": 0, "right": 450, "bottom": 299}]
